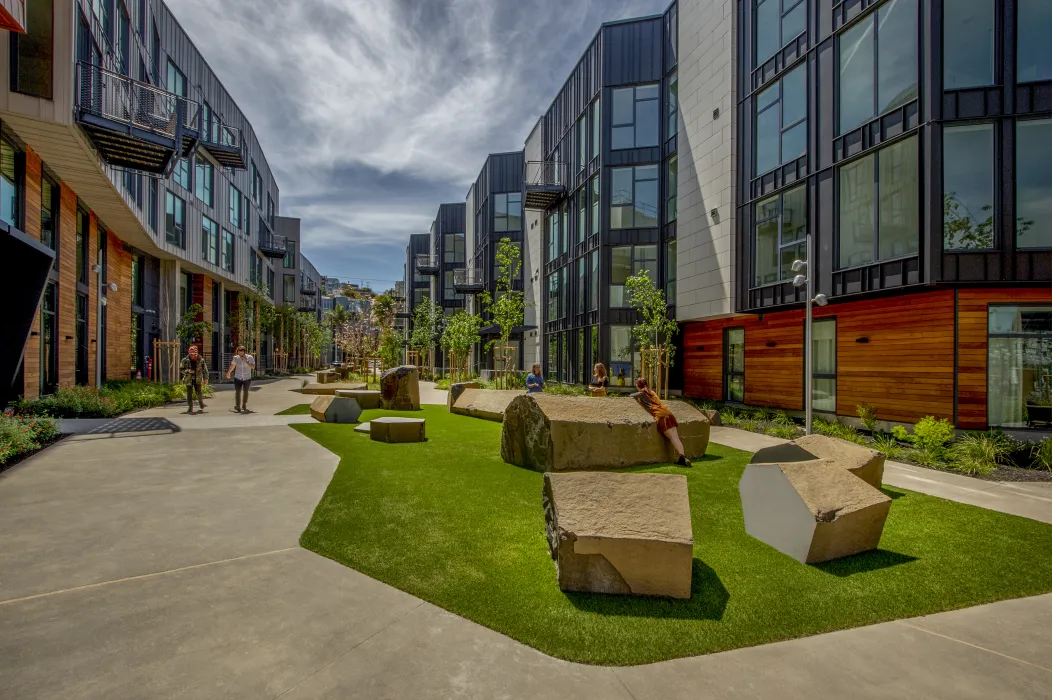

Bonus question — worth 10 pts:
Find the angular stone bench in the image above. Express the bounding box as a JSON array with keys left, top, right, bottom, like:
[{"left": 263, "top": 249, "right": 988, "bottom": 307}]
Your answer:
[
  {"left": 749, "top": 434, "right": 885, "bottom": 488},
  {"left": 380, "top": 366, "right": 420, "bottom": 410},
  {"left": 335, "top": 389, "right": 382, "bottom": 410},
  {"left": 446, "top": 381, "right": 481, "bottom": 411},
  {"left": 739, "top": 448, "right": 892, "bottom": 564},
  {"left": 369, "top": 416, "right": 426, "bottom": 443},
  {"left": 451, "top": 389, "right": 523, "bottom": 422},
  {"left": 310, "top": 395, "right": 363, "bottom": 424},
  {"left": 543, "top": 472, "right": 693, "bottom": 598},
  {"left": 316, "top": 370, "right": 337, "bottom": 384},
  {"left": 502, "top": 395, "right": 711, "bottom": 472},
  {"left": 354, "top": 422, "right": 371, "bottom": 434},
  {"left": 300, "top": 382, "right": 367, "bottom": 396}
]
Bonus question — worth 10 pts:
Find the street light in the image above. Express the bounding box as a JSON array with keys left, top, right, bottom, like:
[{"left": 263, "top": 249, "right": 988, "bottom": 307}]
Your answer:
[
  {"left": 92, "top": 255, "right": 119, "bottom": 389},
  {"left": 791, "top": 232, "right": 827, "bottom": 435}
]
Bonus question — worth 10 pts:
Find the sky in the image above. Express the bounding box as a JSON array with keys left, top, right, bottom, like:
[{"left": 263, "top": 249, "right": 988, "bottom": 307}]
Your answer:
[{"left": 167, "top": 0, "right": 671, "bottom": 291}]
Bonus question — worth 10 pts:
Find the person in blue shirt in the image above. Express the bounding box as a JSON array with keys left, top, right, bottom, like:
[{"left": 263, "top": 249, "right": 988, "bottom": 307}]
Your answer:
[{"left": 526, "top": 363, "right": 544, "bottom": 393}]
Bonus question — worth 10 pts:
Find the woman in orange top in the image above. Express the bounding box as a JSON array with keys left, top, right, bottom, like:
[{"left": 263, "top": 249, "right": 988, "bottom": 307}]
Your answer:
[{"left": 631, "top": 377, "right": 691, "bottom": 467}]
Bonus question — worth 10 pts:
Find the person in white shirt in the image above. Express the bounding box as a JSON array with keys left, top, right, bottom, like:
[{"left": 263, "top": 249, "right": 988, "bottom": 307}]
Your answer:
[{"left": 226, "top": 345, "right": 256, "bottom": 413}]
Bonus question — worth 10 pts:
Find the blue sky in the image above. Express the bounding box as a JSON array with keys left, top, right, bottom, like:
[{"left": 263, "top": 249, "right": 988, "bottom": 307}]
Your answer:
[{"left": 168, "top": 0, "right": 670, "bottom": 291}]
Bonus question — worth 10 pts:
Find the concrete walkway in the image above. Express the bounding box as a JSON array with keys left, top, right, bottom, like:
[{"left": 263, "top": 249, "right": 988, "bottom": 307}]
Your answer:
[{"left": 1, "top": 381, "right": 1050, "bottom": 699}]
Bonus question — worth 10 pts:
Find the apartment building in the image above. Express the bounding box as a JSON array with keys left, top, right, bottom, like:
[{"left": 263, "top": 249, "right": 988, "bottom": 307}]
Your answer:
[
  {"left": 677, "top": 0, "right": 1052, "bottom": 430},
  {"left": 0, "top": 0, "right": 318, "bottom": 399}
]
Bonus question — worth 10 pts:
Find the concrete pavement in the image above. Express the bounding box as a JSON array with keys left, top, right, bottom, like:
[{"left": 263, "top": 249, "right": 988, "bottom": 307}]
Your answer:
[{"left": 1, "top": 380, "right": 1050, "bottom": 699}]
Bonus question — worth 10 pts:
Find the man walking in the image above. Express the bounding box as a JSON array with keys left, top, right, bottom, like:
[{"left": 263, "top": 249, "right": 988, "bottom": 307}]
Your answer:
[
  {"left": 226, "top": 345, "right": 256, "bottom": 413},
  {"left": 180, "top": 344, "right": 209, "bottom": 415}
]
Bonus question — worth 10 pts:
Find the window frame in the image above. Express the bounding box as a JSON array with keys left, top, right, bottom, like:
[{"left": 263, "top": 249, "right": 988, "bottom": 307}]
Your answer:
[
  {"left": 283, "top": 239, "right": 296, "bottom": 269},
  {"left": 755, "top": 63, "right": 807, "bottom": 177},
  {"left": 194, "top": 157, "right": 213, "bottom": 207},
  {"left": 610, "top": 83, "right": 660, "bottom": 150},
  {"left": 609, "top": 244, "right": 659, "bottom": 308},
  {"left": 229, "top": 185, "right": 242, "bottom": 229},
  {"left": 942, "top": 0, "right": 996, "bottom": 90},
  {"left": 986, "top": 303, "right": 1052, "bottom": 428},
  {"left": 811, "top": 317, "right": 837, "bottom": 414},
  {"left": 221, "top": 229, "right": 234, "bottom": 273},
  {"left": 723, "top": 327, "right": 746, "bottom": 403},
  {"left": 753, "top": 184, "right": 807, "bottom": 287},
  {"left": 494, "top": 192, "right": 522, "bottom": 232},
  {"left": 283, "top": 274, "right": 296, "bottom": 303},
  {"left": 165, "top": 190, "right": 185, "bottom": 248},
  {"left": 943, "top": 121, "right": 997, "bottom": 251},
  {"left": 1015, "top": 117, "right": 1052, "bottom": 250},
  {"left": 755, "top": 0, "right": 807, "bottom": 67},
  {"left": 610, "top": 164, "right": 660, "bottom": 229},
  {"left": 201, "top": 215, "right": 218, "bottom": 265}
]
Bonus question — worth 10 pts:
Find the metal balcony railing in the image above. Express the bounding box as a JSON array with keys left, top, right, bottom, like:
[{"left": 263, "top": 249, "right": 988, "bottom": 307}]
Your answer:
[
  {"left": 300, "top": 277, "right": 318, "bottom": 295},
  {"left": 453, "top": 268, "right": 485, "bottom": 293},
  {"left": 524, "top": 160, "right": 568, "bottom": 209},
  {"left": 201, "top": 120, "right": 246, "bottom": 169},
  {"left": 392, "top": 280, "right": 406, "bottom": 300},
  {"left": 415, "top": 253, "right": 440, "bottom": 274},
  {"left": 258, "top": 232, "right": 289, "bottom": 259}
]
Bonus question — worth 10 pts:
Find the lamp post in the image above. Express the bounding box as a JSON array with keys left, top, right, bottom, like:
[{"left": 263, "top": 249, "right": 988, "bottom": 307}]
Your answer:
[
  {"left": 91, "top": 254, "right": 118, "bottom": 389},
  {"left": 791, "top": 232, "right": 827, "bottom": 435}
]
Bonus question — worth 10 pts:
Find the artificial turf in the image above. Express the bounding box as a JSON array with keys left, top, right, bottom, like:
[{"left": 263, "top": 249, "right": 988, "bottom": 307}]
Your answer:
[
  {"left": 276, "top": 403, "right": 312, "bottom": 415},
  {"left": 296, "top": 405, "right": 1052, "bottom": 666}
]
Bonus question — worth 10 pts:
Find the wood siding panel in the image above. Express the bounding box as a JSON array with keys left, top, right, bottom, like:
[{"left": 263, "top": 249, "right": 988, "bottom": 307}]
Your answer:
[
  {"left": 683, "top": 318, "right": 742, "bottom": 399},
  {"left": 57, "top": 184, "right": 77, "bottom": 388},
  {"left": 22, "top": 148, "right": 42, "bottom": 399},
  {"left": 87, "top": 213, "right": 99, "bottom": 387},
  {"left": 957, "top": 288, "right": 1052, "bottom": 429},
  {"left": 106, "top": 232, "right": 133, "bottom": 381},
  {"left": 745, "top": 310, "right": 805, "bottom": 410}
]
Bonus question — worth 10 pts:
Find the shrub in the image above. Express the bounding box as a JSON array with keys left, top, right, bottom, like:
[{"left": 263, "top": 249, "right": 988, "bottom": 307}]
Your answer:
[
  {"left": 1032, "top": 438, "right": 1052, "bottom": 472},
  {"left": 908, "top": 445, "right": 949, "bottom": 469},
  {"left": 771, "top": 410, "right": 795, "bottom": 427},
  {"left": 544, "top": 383, "right": 588, "bottom": 396},
  {"left": 871, "top": 433, "right": 903, "bottom": 460},
  {"left": 813, "top": 417, "right": 840, "bottom": 437},
  {"left": 766, "top": 424, "right": 800, "bottom": 440},
  {"left": 950, "top": 433, "right": 1006, "bottom": 477},
  {"left": 695, "top": 399, "right": 721, "bottom": 411},
  {"left": 738, "top": 418, "right": 759, "bottom": 433},
  {"left": 721, "top": 410, "right": 741, "bottom": 428},
  {"left": 912, "top": 416, "right": 956, "bottom": 451},
  {"left": 434, "top": 378, "right": 451, "bottom": 390},
  {"left": 834, "top": 423, "right": 867, "bottom": 445},
  {"left": 857, "top": 404, "right": 879, "bottom": 432},
  {"left": 891, "top": 425, "right": 911, "bottom": 442},
  {"left": 752, "top": 407, "right": 775, "bottom": 422},
  {"left": 16, "top": 381, "right": 194, "bottom": 419},
  {"left": 0, "top": 413, "right": 59, "bottom": 465}
]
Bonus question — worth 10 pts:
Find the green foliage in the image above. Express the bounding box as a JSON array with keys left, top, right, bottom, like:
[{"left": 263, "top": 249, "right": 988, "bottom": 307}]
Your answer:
[
  {"left": 175, "top": 304, "right": 212, "bottom": 347},
  {"left": 912, "top": 416, "right": 956, "bottom": 451},
  {"left": 409, "top": 298, "right": 442, "bottom": 352},
  {"left": 542, "top": 383, "right": 588, "bottom": 396},
  {"left": 479, "top": 238, "right": 527, "bottom": 351},
  {"left": 378, "top": 329, "right": 403, "bottom": 371},
  {"left": 766, "top": 424, "right": 800, "bottom": 440},
  {"left": 1031, "top": 438, "right": 1052, "bottom": 472},
  {"left": 772, "top": 410, "right": 795, "bottom": 427},
  {"left": 813, "top": 416, "right": 865, "bottom": 444},
  {"left": 16, "top": 380, "right": 200, "bottom": 419},
  {"left": 0, "top": 413, "right": 59, "bottom": 465},
  {"left": 857, "top": 404, "right": 878, "bottom": 432},
  {"left": 624, "top": 269, "right": 679, "bottom": 365},
  {"left": 891, "top": 425, "right": 911, "bottom": 442},
  {"left": 440, "top": 310, "right": 482, "bottom": 357},
  {"left": 908, "top": 445, "right": 949, "bottom": 469},
  {"left": 950, "top": 433, "right": 1007, "bottom": 476},
  {"left": 739, "top": 418, "right": 759, "bottom": 433},
  {"left": 871, "top": 433, "right": 903, "bottom": 460}
]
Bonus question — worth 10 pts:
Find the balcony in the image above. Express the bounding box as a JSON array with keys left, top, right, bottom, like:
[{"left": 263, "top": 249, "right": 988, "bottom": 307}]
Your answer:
[
  {"left": 453, "top": 268, "right": 485, "bottom": 294},
  {"left": 415, "top": 253, "right": 440, "bottom": 275},
  {"left": 75, "top": 62, "right": 200, "bottom": 175},
  {"left": 300, "top": 277, "right": 318, "bottom": 295},
  {"left": 392, "top": 280, "right": 406, "bottom": 300},
  {"left": 395, "top": 301, "right": 411, "bottom": 319},
  {"left": 201, "top": 121, "right": 246, "bottom": 169},
  {"left": 297, "top": 295, "right": 317, "bottom": 313},
  {"left": 524, "top": 160, "right": 568, "bottom": 210},
  {"left": 258, "top": 232, "right": 289, "bottom": 259}
]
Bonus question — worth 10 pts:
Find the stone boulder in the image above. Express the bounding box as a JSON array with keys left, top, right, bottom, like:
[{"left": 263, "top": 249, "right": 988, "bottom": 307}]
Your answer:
[
  {"left": 750, "top": 434, "right": 885, "bottom": 488},
  {"left": 739, "top": 457, "right": 892, "bottom": 564},
  {"left": 301, "top": 382, "right": 368, "bottom": 396},
  {"left": 447, "top": 381, "right": 481, "bottom": 411},
  {"left": 353, "top": 422, "right": 371, "bottom": 434},
  {"left": 451, "top": 389, "right": 523, "bottom": 422},
  {"left": 380, "top": 365, "right": 421, "bottom": 411},
  {"left": 369, "top": 416, "right": 426, "bottom": 443},
  {"left": 309, "top": 395, "right": 363, "bottom": 424},
  {"left": 502, "top": 394, "right": 711, "bottom": 472},
  {"left": 335, "top": 389, "right": 382, "bottom": 410},
  {"left": 543, "top": 472, "right": 693, "bottom": 598},
  {"left": 699, "top": 409, "right": 722, "bottom": 426}
]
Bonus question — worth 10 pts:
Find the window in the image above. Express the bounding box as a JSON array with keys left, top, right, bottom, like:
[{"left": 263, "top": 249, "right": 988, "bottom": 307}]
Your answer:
[
  {"left": 944, "top": 123, "right": 995, "bottom": 250},
  {"left": 172, "top": 159, "right": 190, "bottom": 189},
  {"left": 494, "top": 192, "right": 522, "bottom": 232},
  {"left": 724, "top": 327, "right": 745, "bottom": 402},
  {"left": 666, "top": 239, "right": 677, "bottom": 305},
  {"left": 151, "top": 25, "right": 159, "bottom": 82},
  {"left": 577, "top": 193, "right": 586, "bottom": 248},
  {"left": 229, "top": 185, "right": 242, "bottom": 228},
  {"left": 76, "top": 208, "right": 89, "bottom": 284},
  {"left": 166, "top": 59, "right": 186, "bottom": 97},
  {"left": 838, "top": 0, "right": 918, "bottom": 135},
  {"left": 559, "top": 201, "right": 568, "bottom": 256},
  {"left": 548, "top": 334, "right": 559, "bottom": 381},
  {"left": 251, "top": 161, "right": 262, "bottom": 204},
  {"left": 41, "top": 176, "right": 58, "bottom": 268},
  {"left": 1019, "top": 0, "right": 1052, "bottom": 83},
  {"left": 267, "top": 193, "right": 275, "bottom": 227},
  {"left": 267, "top": 268, "right": 275, "bottom": 297},
  {"left": 754, "top": 185, "right": 806, "bottom": 285},
  {"left": 591, "top": 175, "right": 599, "bottom": 235},
  {"left": 11, "top": 0, "right": 54, "bottom": 98},
  {"left": 131, "top": 253, "right": 143, "bottom": 306},
  {"left": 117, "top": 2, "right": 130, "bottom": 75},
  {"left": 148, "top": 179, "right": 158, "bottom": 231},
  {"left": 667, "top": 72, "right": 678, "bottom": 137},
  {"left": 577, "top": 257, "right": 586, "bottom": 314},
  {"left": 813, "top": 319, "right": 836, "bottom": 413},
  {"left": 755, "top": 64, "right": 806, "bottom": 176},
  {"left": 944, "top": 0, "right": 994, "bottom": 89},
  {"left": 283, "top": 274, "right": 295, "bottom": 303},
  {"left": 610, "top": 84, "right": 659, "bottom": 150},
  {"left": 756, "top": 0, "right": 806, "bottom": 66},
  {"left": 988, "top": 306, "right": 1052, "bottom": 428},
  {"left": 444, "top": 233, "right": 465, "bottom": 263},
  {"left": 201, "top": 216, "right": 218, "bottom": 265},
  {"left": 1016, "top": 119, "right": 1052, "bottom": 248},
  {"left": 591, "top": 98, "right": 600, "bottom": 160},
  {"left": 577, "top": 116, "right": 587, "bottom": 171},
  {"left": 194, "top": 158, "right": 213, "bottom": 206},
  {"left": 578, "top": 328, "right": 586, "bottom": 385},
  {"left": 138, "top": 0, "right": 146, "bottom": 35},
  {"left": 547, "top": 271, "right": 559, "bottom": 320},
  {"left": 610, "top": 244, "right": 658, "bottom": 307},
  {"left": 40, "top": 283, "right": 57, "bottom": 394},
  {"left": 610, "top": 165, "right": 659, "bottom": 228},
  {"left": 283, "top": 240, "right": 296, "bottom": 269},
  {"left": 838, "top": 135, "right": 918, "bottom": 268},
  {"left": 165, "top": 191, "right": 185, "bottom": 247},
  {"left": 610, "top": 325, "right": 637, "bottom": 380},
  {"left": 666, "top": 156, "right": 678, "bottom": 221},
  {"left": 0, "top": 137, "right": 21, "bottom": 229},
  {"left": 76, "top": 293, "right": 89, "bottom": 385}
]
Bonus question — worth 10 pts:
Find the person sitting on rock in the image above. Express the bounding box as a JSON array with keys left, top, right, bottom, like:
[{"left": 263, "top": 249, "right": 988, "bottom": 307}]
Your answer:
[
  {"left": 631, "top": 377, "right": 691, "bottom": 467},
  {"left": 589, "top": 363, "right": 609, "bottom": 397}
]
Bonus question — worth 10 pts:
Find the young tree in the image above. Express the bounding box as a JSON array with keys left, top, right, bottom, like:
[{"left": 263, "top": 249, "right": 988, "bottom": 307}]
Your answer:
[
  {"left": 440, "top": 309, "right": 483, "bottom": 382},
  {"left": 372, "top": 292, "right": 402, "bottom": 370},
  {"left": 175, "top": 304, "right": 211, "bottom": 348},
  {"left": 409, "top": 298, "right": 442, "bottom": 378},
  {"left": 325, "top": 304, "right": 350, "bottom": 363},
  {"left": 480, "top": 238, "right": 527, "bottom": 388},
  {"left": 625, "top": 269, "right": 679, "bottom": 398}
]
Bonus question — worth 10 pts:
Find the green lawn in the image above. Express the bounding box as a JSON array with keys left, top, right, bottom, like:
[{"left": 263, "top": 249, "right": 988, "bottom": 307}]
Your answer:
[
  {"left": 277, "top": 403, "right": 312, "bottom": 415},
  {"left": 296, "top": 406, "right": 1052, "bottom": 666}
]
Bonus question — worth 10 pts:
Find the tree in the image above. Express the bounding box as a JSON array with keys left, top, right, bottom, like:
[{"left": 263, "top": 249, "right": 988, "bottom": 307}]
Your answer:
[
  {"left": 441, "top": 309, "right": 483, "bottom": 382},
  {"left": 325, "top": 305, "right": 350, "bottom": 362},
  {"left": 175, "top": 304, "right": 211, "bottom": 348},
  {"left": 480, "top": 238, "right": 527, "bottom": 388},
  {"left": 625, "top": 269, "right": 679, "bottom": 398},
  {"left": 409, "top": 298, "right": 442, "bottom": 378},
  {"left": 372, "top": 292, "right": 402, "bottom": 371}
]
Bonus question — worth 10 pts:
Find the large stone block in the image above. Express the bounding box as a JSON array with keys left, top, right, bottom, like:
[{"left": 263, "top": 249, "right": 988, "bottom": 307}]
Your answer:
[
  {"left": 369, "top": 416, "right": 426, "bottom": 443},
  {"left": 335, "top": 389, "right": 382, "bottom": 410},
  {"left": 543, "top": 472, "right": 693, "bottom": 598},
  {"left": 379, "top": 365, "right": 421, "bottom": 411},
  {"left": 446, "top": 381, "right": 481, "bottom": 411},
  {"left": 750, "top": 434, "right": 885, "bottom": 488},
  {"left": 502, "top": 395, "right": 711, "bottom": 472},
  {"left": 451, "top": 388, "right": 523, "bottom": 422},
  {"left": 739, "top": 457, "right": 892, "bottom": 564},
  {"left": 309, "top": 395, "right": 363, "bottom": 424},
  {"left": 300, "top": 382, "right": 367, "bottom": 396}
]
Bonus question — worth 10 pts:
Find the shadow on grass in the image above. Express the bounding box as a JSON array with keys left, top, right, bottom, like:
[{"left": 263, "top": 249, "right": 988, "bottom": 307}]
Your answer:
[
  {"left": 881, "top": 486, "right": 908, "bottom": 500},
  {"left": 812, "top": 549, "right": 918, "bottom": 577},
  {"left": 564, "top": 558, "right": 729, "bottom": 620}
]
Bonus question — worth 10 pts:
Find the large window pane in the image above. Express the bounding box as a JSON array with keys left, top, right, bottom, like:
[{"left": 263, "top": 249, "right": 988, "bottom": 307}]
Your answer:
[
  {"left": 944, "top": 0, "right": 994, "bottom": 89},
  {"left": 634, "top": 166, "right": 659, "bottom": 227},
  {"left": 666, "top": 239, "right": 677, "bottom": 305},
  {"left": 1017, "top": 119, "right": 1052, "bottom": 249},
  {"left": 878, "top": 135, "right": 919, "bottom": 259},
  {"left": 612, "top": 88, "right": 633, "bottom": 124},
  {"left": 756, "top": 0, "right": 780, "bottom": 64},
  {"left": 610, "top": 84, "right": 659, "bottom": 150},
  {"left": 781, "top": 65, "right": 806, "bottom": 126},
  {"left": 610, "top": 325, "right": 635, "bottom": 380},
  {"left": 781, "top": 122, "right": 807, "bottom": 164},
  {"left": 988, "top": 306, "right": 1052, "bottom": 428},
  {"left": 782, "top": 1, "right": 806, "bottom": 44},
  {"left": 666, "top": 156, "right": 678, "bottom": 222},
  {"left": 839, "top": 153, "right": 876, "bottom": 267},
  {"left": 755, "top": 196, "right": 780, "bottom": 285},
  {"left": 944, "top": 123, "right": 995, "bottom": 250},
  {"left": 813, "top": 318, "right": 837, "bottom": 413},
  {"left": 591, "top": 175, "right": 600, "bottom": 234},
  {"left": 0, "top": 138, "right": 19, "bottom": 229},
  {"left": 635, "top": 97, "right": 659, "bottom": 148},
  {"left": 725, "top": 327, "right": 745, "bottom": 402},
  {"left": 610, "top": 246, "right": 632, "bottom": 306},
  {"left": 591, "top": 99, "right": 601, "bottom": 159},
  {"left": 756, "top": 92, "right": 780, "bottom": 175},
  {"left": 590, "top": 250, "right": 598, "bottom": 311},
  {"left": 667, "top": 72, "right": 678, "bottom": 137},
  {"left": 839, "top": 15, "right": 875, "bottom": 134},
  {"left": 877, "top": 0, "right": 918, "bottom": 113},
  {"left": 1019, "top": 0, "right": 1052, "bottom": 83},
  {"left": 12, "top": 0, "right": 54, "bottom": 99}
]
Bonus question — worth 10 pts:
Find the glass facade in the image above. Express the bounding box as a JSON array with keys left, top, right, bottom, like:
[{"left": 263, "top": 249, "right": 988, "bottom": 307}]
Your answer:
[
  {"left": 725, "top": 327, "right": 745, "bottom": 402},
  {"left": 944, "top": 123, "right": 995, "bottom": 250},
  {"left": 609, "top": 245, "right": 658, "bottom": 307},
  {"left": 988, "top": 306, "right": 1052, "bottom": 428},
  {"left": 754, "top": 185, "right": 806, "bottom": 285},
  {"left": 813, "top": 319, "right": 836, "bottom": 413},
  {"left": 611, "top": 84, "right": 659, "bottom": 150},
  {"left": 1016, "top": 119, "right": 1052, "bottom": 249},
  {"left": 610, "top": 166, "right": 659, "bottom": 229},
  {"left": 755, "top": 64, "right": 806, "bottom": 175}
]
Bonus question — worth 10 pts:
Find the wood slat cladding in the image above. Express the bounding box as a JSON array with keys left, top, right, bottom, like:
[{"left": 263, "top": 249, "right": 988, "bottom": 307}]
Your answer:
[
  {"left": 105, "top": 232, "right": 133, "bottom": 381},
  {"left": 746, "top": 310, "right": 805, "bottom": 410},
  {"left": 87, "top": 212, "right": 99, "bottom": 387},
  {"left": 21, "top": 148, "right": 43, "bottom": 399},
  {"left": 683, "top": 317, "right": 742, "bottom": 399},
  {"left": 957, "top": 288, "right": 1052, "bottom": 429},
  {"left": 57, "top": 184, "right": 77, "bottom": 388},
  {"left": 201, "top": 275, "right": 213, "bottom": 360}
]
